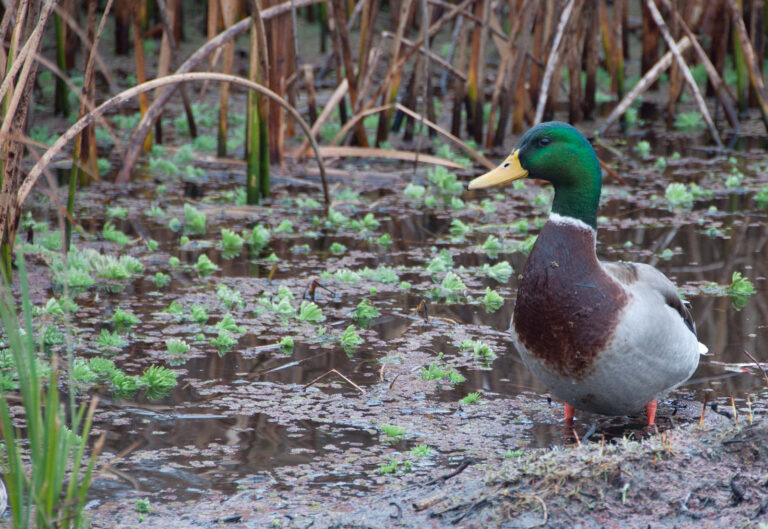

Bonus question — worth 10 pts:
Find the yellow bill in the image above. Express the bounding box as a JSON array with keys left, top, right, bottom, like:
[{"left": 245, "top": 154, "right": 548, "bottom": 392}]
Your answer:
[{"left": 468, "top": 149, "right": 528, "bottom": 189}]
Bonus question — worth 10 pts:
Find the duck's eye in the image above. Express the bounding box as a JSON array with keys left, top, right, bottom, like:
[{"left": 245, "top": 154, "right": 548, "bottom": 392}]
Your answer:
[
  {"left": 539, "top": 137, "right": 551, "bottom": 146},
  {"left": 503, "top": 162, "right": 510, "bottom": 168}
]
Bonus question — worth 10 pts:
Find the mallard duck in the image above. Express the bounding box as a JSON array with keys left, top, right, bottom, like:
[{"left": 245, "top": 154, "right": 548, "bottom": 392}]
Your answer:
[{"left": 469, "top": 122, "right": 706, "bottom": 425}]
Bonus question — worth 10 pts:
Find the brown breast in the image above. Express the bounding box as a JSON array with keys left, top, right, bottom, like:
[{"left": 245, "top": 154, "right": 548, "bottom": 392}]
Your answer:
[{"left": 513, "top": 220, "right": 628, "bottom": 379}]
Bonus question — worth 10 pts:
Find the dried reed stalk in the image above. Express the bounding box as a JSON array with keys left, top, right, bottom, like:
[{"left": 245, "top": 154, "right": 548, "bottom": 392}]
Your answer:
[
  {"left": 646, "top": 0, "right": 724, "bottom": 148},
  {"left": 726, "top": 0, "right": 768, "bottom": 128},
  {"left": 534, "top": 0, "right": 576, "bottom": 124},
  {"left": 20, "top": 73, "right": 330, "bottom": 208}
]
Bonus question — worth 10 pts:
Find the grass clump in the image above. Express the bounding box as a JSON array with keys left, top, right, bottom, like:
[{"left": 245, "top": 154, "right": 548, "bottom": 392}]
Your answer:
[
  {"left": 380, "top": 424, "right": 406, "bottom": 441},
  {"left": 298, "top": 301, "right": 324, "bottom": 323},
  {"left": 460, "top": 392, "right": 481, "bottom": 405},
  {"left": 111, "top": 308, "right": 140, "bottom": 332},
  {"left": 482, "top": 287, "right": 504, "bottom": 313},
  {"left": 140, "top": 365, "right": 178, "bottom": 399},
  {"left": 102, "top": 222, "right": 131, "bottom": 245},
  {"left": 195, "top": 254, "right": 218, "bottom": 276},
  {"left": 353, "top": 299, "right": 380, "bottom": 326},
  {"left": 166, "top": 338, "right": 191, "bottom": 355},
  {"left": 481, "top": 261, "right": 513, "bottom": 283},
  {"left": 340, "top": 325, "right": 363, "bottom": 351},
  {"left": 183, "top": 204, "right": 206, "bottom": 234},
  {"left": 220, "top": 228, "right": 244, "bottom": 256}
]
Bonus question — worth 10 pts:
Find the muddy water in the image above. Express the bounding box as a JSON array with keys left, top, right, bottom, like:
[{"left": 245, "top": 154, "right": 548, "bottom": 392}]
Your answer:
[{"left": 49, "top": 148, "right": 766, "bottom": 505}]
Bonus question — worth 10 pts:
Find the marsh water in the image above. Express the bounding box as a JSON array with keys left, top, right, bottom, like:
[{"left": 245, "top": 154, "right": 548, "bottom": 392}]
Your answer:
[{"left": 22, "top": 130, "right": 765, "bottom": 509}]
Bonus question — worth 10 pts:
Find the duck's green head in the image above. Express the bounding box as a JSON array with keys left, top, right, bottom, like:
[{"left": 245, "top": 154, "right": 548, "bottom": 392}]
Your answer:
[{"left": 468, "top": 122, "right": 602, "bottom": 229}]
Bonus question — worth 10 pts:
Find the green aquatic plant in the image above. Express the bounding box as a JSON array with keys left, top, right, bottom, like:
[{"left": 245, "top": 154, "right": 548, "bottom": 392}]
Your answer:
[
  {"left": 220, "top": 228, "right": 244, "bottom": 255},
  {"left": 449, "top": 218, "right": 471, "bottom": 240},
  {"left": 111, "top": 308, "right": 139, "bottom": 332},
  {"left": 248, "top": 224, "right": 271, "bottom": 250},
  {"left": 169, "top": 256, "right": 180, "bottom": 268},
  {"left": 340, "top": 325, "right": 363, "bottom": 350},
  {"left": 665, "top": 183, "right": 694, "bottom": 209},
  {"left": 380, "top": 424, "right": 405, "bottom": 441},
  {"left": 97, "top": 329, "right": 126, "bottom": 350},
  {"left": 376, "top": 233, "right": 392, "bottom": 247},
  {"left": 481, "top": 261, "right": 513, "bottom": 283},
  {"left": 410, "top": 445, "right": 435, "bottom": 458},
  {"left": 482, "top": 235, "right": 502, "bottom": 258},
  {"left": 329, "top": 242, "right": 347, "bottom": 255},
  {"left": 404, "top": 183, "right": 426, "bottom": 200},
  {"left": 633, "top": 140, "right": 651, "bottom": 158},
  {"left": 102, "top": 222, "right": 130, "bottom": 245},
  {"left": 483, "top": 287, "right": 504, "bottom": 313},
  {"left": 217, "top": 283, "right": 244, "bottom": 308},
  {"left": 440, "top": 272, "right": 466, "bottom": 304},
  {"left": 298, "top": 301, "right": 324, "bottom": 323},
  {"left": 166, "top": 338, "right": 191, "bottom": 355},
  {"left": 274, "top": 220, "right": 294, "bottom": 234},
  {"left": 727, "top": 271, "right": 756, "bottom": 310},
  {"left": 360, "top": 265, "right": 399, "bottom": 284},
  {"left": 426, "top": 249, "right": 454, "bottom": 277},
  {"left": 189, "top": 305, "right": 209, "bottom": 325},
  {"left": 195, "top": 254, "right": 218, "bottom": 276},
  {"left": 353, "top": 299, "right": 380, "bottom": 326},
  {"left": 153, "top": 272, "right": 171, "bottom": 288},
  {"left": 140, "top": 365, "right": 178, "bottom": 399},
  {"left": 164, "top": 300, "right": 184, "bottom": 314},
  {"left": 211, "top": 329, "right": 237, "bottom": 351},
  {"left": 215, "top": 313, "right": 245, "bottom": 334},
  {"left": 106, "top": 206, "right": 128, "bottom": 220},
  {"left": 279, "top": 336, "right": 294, "bottom": 354},
  {"left": 516, "top": 235, "right": 537, "bottom": 256},
  {"left": 674, "top": 111, "right": 705, "bottom": 131},
  {"left": 184, "top": 204, "right": 207, "bottom": 234},
  {"left": 756, "top": 187, "right": 768, "bottom": 210},
  {"left": 460, "top": 392, "right": 481, "bottom": 405}
]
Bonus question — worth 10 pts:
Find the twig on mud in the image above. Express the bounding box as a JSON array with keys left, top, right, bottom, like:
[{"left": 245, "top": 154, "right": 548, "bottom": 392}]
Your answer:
[
  {"left": 388, "top": 374, "right": 400, "bottom": 390},
  {"left": 730, "top": 395, "right": 739, "bottom": 426},
  {"left": 268, "top": 262, "right": 278, "bottom": 280},
  {"left": 598, "top": 158, "right": 627, "bottom": 185},
  {"left": 450, "top": 496, "right": 489, "bottom": 525},
  {"left": 747, "top": 395, "right": 753, "bottom": 425},
  {"left": 413, "top": 494, "right": 446, "bottom": 512},
  {"left": 303, "top": 369, "right": 366, "bottom": 394},
  {"left": 699, "top": 392, "right": 709, "bottom": 427},
  {"left": 426, "top": 457, "right": 478, "bottom": 486},
  {"left": 572, "top": 427, "right": 582, "bottom": 448},
  {"left": 743, "top": 349, "right": 768, "bottom": 388},
  {"left": 389, "top": 502, "right": 402, "bottom": 520}
]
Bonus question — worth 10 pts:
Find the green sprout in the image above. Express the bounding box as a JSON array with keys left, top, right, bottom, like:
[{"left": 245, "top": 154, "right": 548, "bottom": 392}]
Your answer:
[
  {"left": 376, "top": 233, "right": 392, "bottom": 247},
  {"left": 211, "top": 329, "right": 237, "bottom": 351},
  {"left": 195, "top": 254, "right": 218, "bottom": 276},
  {"left": 140, "top": 365, "right": 177, "bottom": 399},
  {"left": 184, "top": 204, "right": 206, "bottom": 234},
  {"left": 220, "top": 228, "right": 244, "bottom": 256},
  {"left": 665, "top": 183, "right": 694, "bottom": 209},
  {"left": 460, "top": 392, "right": 481, "bottom": 405},
  {"left": 279, "top": 336, "right": 294, "bottom": 354},
  {"left": 353, "top": 299, "right": 380, "bottom": 325},
  {"left": 248, "top": 224, "right": 271, "bottom": 250},
  {"left": 102, "top": 222, "right": 130, "bottom": 245},
  {"left": 97, "top": 329, "right": 126, "bottom": 350},
  {"left": 482, "top": 235, "right": 502, "bottom": 258},
  {"left": 111, "top": 308, "right": 139, "bottom": 332},
  {"left": 166, "top": 338, "right": 191, "bottom": 355},
  {"left": 633, "top": 140, "right": 651, "bottom": 158},
  {"left": 380, "top": 424, "right": 405, "bottom": 441},
  {"left": 427, "top": 249, "right": 453, "bottom": 276},
  {"left": 189, "top": 305, "right": 209, "bottom": 325},
  {"left": 410, "top": 445, "right": 434, "bottom": 458},
  {"left": 516, "top": 235, "right": 538, "bottom": 256},
  {"left": 274, "top": 220, "right": 293, "bottom": 234},
  {"left": 483, "top": 287, "right": 504, "bottom": 313},
  {"left": 440, "top": 272, "right": 466, "bottom": 304},
  {"left": 217, "top": 283, "right": 244, "bottom": 308},
  {"left": 340, "top": 325, "right": 363, "bottom": 350},
  {"left": 106, "top": 206, "right": 128, "bottom": 220},
  {"left": 164, "top": 300, "right": 184, "bottom": 314},
  {"left": 404, "top": 183, "right": 426, "bottom": 200},
  {"left": 329, "top": 242, "right": 347, "bottom": 255},
  {"left": 449, "top": 218, "right": 471, "bottom": 240},
  {"left": 481, "top": 261, "right": 513, "bottom": 283},
  {"left": 215, "top": 313, "right": 244, "bottom": 334},
  {"left": 297, "top": 301, "right": 324, "bottom": 323},
  {"left": 169, "top": 256, "right": 180, "bottom": 267},
  {"left": 727, "top": 271, "right": 756, "bottom": 310},
  {"left": 153, "top": 272, "right": 171, "bottom": 288},
  {"left": 674, "top": 111, "right": 705, "bottom": 131}
]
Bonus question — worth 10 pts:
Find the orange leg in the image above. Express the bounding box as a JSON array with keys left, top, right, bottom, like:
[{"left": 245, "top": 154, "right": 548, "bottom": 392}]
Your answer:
[
  {"left": 564, "top": 402, "right": 575, "bottom": 422},
  {"left": 646, "top": 399, "right": 658, "bottom": 426}
]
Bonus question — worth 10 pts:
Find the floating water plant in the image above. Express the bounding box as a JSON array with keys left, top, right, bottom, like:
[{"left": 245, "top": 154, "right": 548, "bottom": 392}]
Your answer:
[
  {"left": 248, "top": 224, "right": 271, "bottom": 250},
  {"left": 211, "top": 330, "right": 237, "bottom": 352},
  {"left": 106, "top": 206, "right": 128, "bottom": 220},
  {"left": 439, "top": 272, "right": 467, "bottom": 304},
  {"left": 756, "top": 187, "right": 768, "bottom": 210},
  {"left": 279, "top": 336, "right": 294, "bottom": 354},
  {"left": 217, "top": 283, "right": 244, "bottom": 308},
  {"left": 727, "top": 272, "right": 756, "bottom": 310},
  {"left": 215, "top": 313, "right": 244, "bottom": 334},
  {"left": 220, "top": 228, "right": 244, "bottom": 256},
  {"left": 153, "top": 272, "right": 171, "bottom": 288},
  {"left": 482, "top": 235, "right": 502, "bottom": 258},
  {"left": 633, "top": 140, "right": 651, "bottom": 158},
  {"left": 298, "top": 301, "right": 324, "bottom": 323},
  {"left": 97, "top": 329, "right": 126, "bottom": 350},
  {"left": 449, "top": 218, "right": 471, "bottom": 240},
  {"left": 516, "top": 235, "right": 537, "bottom": 256},
  {"left": 341, "top": 325, "right": 363, "bottom": 350},
  {"left": 483, "top": 287, "right": 504, "bottom": 313},
  {"left": 189, "top": 305, "right": 209, "bottom": 325},
  {"left": 140, "top": 366, "right": 178, "bottom": 399},
  {"left": 274, "top": 220, "right": 293, "bottom": 234},
  {"left": 380, "top": 424, "right": 405, "bottom": 441},
  {"left": 184, "top": 204, "right": 207, "bottom": 234},
  {"left": 329, "top": 242, "right": 347, "bottom": 255},
  {"left": 481, "top": 261, "right": 513, "bottom": 283},
  {"left": 404, "top": 183, "right": 426, "bottom": 200},
  {"left": 102, "top": 222, "right": 130, "bottom": 245},
  {"left": 353, "top": 299, "right": 380, "bottom": 326},
  {"left": 164, "top": 300, "right": 184, "bottom": 314},
  {"left": 166, "top": 338, "right": 191, "bottom": 355},
  {"left": 111, "top": 308, "right": 139, "bottom": 332},
  {"left": 410, "top": 445, "right": 435, "bottom": 458},
  {"left": 460, "top": 392, "right": 481, "bottom": 405},
  {"left": 426, "top": 249, "right": 453, "bottom": 277},
  {"left": 195, "top": 254, "right": 218, "bottom": 276},
  {"left": 665, "top": 183, "right": 694, "bottom": 209}
]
